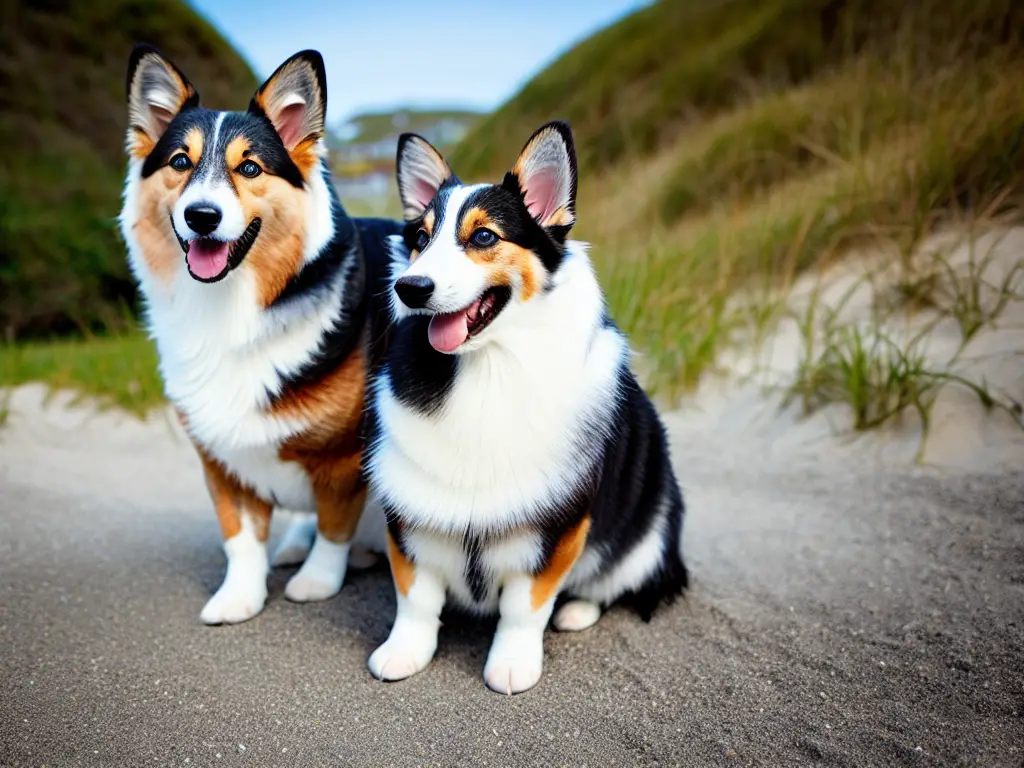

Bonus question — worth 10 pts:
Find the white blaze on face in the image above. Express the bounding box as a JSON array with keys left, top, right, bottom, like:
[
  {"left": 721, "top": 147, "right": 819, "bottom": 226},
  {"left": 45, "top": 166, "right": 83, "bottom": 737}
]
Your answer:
[
  {"left": 398, "top": 184, "right": 489, "bottom": 314},
  {"left": 169, "top": 112, "right": 250, "bottom": 281},
  {"left": 171, "top": 113, "right": 247, "bottom": 244}
]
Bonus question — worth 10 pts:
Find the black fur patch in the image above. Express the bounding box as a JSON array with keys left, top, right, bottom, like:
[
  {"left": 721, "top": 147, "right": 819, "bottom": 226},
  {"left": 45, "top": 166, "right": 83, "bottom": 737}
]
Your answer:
[
  {"left": 269, "top": 213, "right": 403, "bottom": 404},
  {"left": 140, "top": 107, "right": 214, "bottom": 178},
  {"left": 463, "top": 534, "right": 489, "bottom": 604},
  {"left": 461, "top": 184, "right": 568, "bottom": 272},
  {"left": 401, "top": 176, "right": 463, "bottom": 253},
  {"left": 587, "top": 362, "right": 688, "bottom": 620},
  {"left": 382, "top": 315, "right": 458, "bottom": 415},
  {"left": 140, "top": 107, "right": 304, "bottom": 188}
]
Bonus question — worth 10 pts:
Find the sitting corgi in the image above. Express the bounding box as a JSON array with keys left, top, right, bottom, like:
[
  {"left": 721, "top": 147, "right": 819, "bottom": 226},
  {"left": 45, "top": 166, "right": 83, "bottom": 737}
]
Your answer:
[
  {"left": 119, "top": 46, "right": 400, "bottom": 624},
  {"left": 364, "top": 121, "right": 688, "bottom": 693}
]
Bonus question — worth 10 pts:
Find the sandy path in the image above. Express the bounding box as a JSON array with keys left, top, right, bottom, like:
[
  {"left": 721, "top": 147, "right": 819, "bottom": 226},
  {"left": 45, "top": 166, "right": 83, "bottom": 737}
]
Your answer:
[
  {"left": 2, "top": 228, "right": 1023, "bottom": 766},
  {"left": 1, "top": 380, "right": 1021, "bottom": 767}
]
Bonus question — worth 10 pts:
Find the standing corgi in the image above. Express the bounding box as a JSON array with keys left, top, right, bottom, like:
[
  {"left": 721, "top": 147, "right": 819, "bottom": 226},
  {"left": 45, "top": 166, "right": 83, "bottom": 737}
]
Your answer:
[
  {"left": 364, "top": 121, "right": 687, "bottom": 694},
  {"left": 119, "top": 45, "right": 400, "bottom": 624}
]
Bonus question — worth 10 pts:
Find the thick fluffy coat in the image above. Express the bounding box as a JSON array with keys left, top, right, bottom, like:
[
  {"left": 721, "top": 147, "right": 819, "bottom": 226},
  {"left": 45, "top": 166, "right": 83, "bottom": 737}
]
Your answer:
[
  {"left": 364, "top": 122, "right": 687, "bottom": 694},
  {"left": 119, "top": 46, "right": 399, "bottom": 624}
]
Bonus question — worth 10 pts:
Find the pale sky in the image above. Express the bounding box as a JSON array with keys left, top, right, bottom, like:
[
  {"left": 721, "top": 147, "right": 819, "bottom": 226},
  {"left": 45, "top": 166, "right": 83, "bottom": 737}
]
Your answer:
[{"left": 187, "top": 0, "right": 649, "bottom": 125}]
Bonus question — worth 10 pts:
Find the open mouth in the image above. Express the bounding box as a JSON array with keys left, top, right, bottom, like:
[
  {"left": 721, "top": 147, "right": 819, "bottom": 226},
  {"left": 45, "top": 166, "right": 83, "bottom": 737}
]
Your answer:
[
  {"left": 173, "top": 217, "right": 262, "bottom": 283},
  {"left": 427, "top": 286, "right": 511, "bottom": 353}
]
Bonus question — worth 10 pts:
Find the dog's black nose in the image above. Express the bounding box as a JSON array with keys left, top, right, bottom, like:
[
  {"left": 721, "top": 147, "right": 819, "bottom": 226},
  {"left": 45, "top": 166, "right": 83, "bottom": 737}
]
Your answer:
[
  {"left": 394, "top": 275, "right": 435, "bottom": 309},
  {"left": 184, "top": 204, "right": 222, "bottom": 237}
]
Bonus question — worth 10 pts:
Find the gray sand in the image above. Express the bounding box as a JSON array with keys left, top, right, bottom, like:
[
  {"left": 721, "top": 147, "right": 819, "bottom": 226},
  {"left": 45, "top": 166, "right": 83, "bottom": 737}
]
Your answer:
[{"left": 1, "top": 383, "right": 1022, "bottom": 767}]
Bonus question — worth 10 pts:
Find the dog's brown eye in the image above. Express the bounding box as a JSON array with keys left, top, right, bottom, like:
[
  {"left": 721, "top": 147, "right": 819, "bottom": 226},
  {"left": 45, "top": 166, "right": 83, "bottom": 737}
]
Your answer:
[
  {"left": 470, "top": 228, "right": 498, "bottom": 248},
  {"left": 169, "top": 153, "right": 192, "bottom": 172},
  {"left": 237, "top": 159, "right": 262, "bottom": 178},
  {"left": 415, "top": 229, "right": 429, "bottom": 250}
]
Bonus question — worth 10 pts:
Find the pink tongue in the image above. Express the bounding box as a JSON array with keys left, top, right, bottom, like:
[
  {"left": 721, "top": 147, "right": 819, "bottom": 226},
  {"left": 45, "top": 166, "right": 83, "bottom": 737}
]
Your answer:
[
  {"left": 427, "top": 311, "right": 470, "bottom": 353},
  {"left": 187, "top": 240, "right": 230, "bottom": 279}
]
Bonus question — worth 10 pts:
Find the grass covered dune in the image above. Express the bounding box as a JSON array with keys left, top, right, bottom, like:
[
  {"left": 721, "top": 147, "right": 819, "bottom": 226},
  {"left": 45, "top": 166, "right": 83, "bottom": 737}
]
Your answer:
[{"left": 3, "top": 0, "right": 1024, "bottom": 422}]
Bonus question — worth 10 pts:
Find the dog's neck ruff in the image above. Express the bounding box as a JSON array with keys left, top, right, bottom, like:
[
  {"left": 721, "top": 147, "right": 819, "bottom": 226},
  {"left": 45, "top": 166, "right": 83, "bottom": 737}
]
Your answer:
[
  {"left": 121, "top": 152, "right": 359, "bottom": 454},
  {"left": 369, "top": 241, "right": 628, "bottom": 535}
]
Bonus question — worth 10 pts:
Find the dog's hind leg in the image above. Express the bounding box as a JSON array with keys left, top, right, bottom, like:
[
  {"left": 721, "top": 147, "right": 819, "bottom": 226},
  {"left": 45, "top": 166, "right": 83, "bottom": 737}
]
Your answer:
[
  {"left": 552, "top": 599, "right": 602, "bottom": 632},
  {"left": 271, "top": 512, "right": 317, "bottom": 567},
  {"left": 285, "top": 451, "right": 366, "bottom": 602}
]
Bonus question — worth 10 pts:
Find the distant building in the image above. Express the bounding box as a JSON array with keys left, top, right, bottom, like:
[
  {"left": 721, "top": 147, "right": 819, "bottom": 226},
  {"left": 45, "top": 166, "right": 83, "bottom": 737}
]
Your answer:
[{"left": 330, "top": 110, "right": 479, "bottom": 200}]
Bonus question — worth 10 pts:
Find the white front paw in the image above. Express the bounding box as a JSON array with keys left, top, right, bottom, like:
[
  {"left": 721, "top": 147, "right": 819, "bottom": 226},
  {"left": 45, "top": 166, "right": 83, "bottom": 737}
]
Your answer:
[
  {"left": 284, "top": 569, "right": 343, "bottom": 602},
  {"left": 484, "top": 632, "right": 544, "bottom": 695},
  {"left": 200, "top": 580, "right": 267, "bottom": 625},
  {"left": 367, "top": 637, "right": 434, "bottom": 682},
  {"left": 283, "top": 534, "right": 348, "bottom": 602}
]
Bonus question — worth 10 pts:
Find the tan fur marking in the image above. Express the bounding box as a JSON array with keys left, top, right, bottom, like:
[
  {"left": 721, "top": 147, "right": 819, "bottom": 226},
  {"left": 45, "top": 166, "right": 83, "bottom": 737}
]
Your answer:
[
  {"left": 275, "top": 341, "right": 369, "bottom": 543},
  {"left": 410, "top": 209, "right": 437, "bottom": 262},
  {"left": 544, "top": 205, "right": 575, "bottom": 228},
  {"left": 196, "top": 440, "right": 272, "bottom": 543},
  {"left": 224, "top": 136, "right": 250, "bottom": 171},
  {"left": 133, "top": 167, "right": 192, "bottom": 283},
  {"left": 130, "top": 127, "right": 155, "bottom": 159},
  {"left": 270, "top": 336, "right": 366, "bottom": 432},
  {"left": 458, "top": 207, "right": 502, "bottom": 245},
  {"left": 288, "top": 136, "right": 321, "bottom": 178},
  {"left": 183, "top": 128, "right": 204, "bottom": 166},
  {"left": 386, "top": 531, "right": 416, "bottom": 597},
  {"left": 311, "top": 469, "right": 365, "bottom": 543},
  {"left": 454, "top": 207, "right": 541, "bottom": 300},
  {"left": 531, "top": 516, "right": 591, "bottom": 610},
  {"left": 233, "top": 170, "right": 306, "bottom": 307},
  {"left": 465, "top": 241, "right": 541, "bottom": 302}
]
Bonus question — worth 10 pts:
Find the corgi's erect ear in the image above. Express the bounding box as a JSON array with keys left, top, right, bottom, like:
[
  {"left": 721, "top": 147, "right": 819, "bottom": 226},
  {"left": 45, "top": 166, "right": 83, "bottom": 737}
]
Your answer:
[
  {"left": 125, "top": 44, "right": 199, "bottom": 157},
  {"left": 249, "top": 50, "right": 327, "bottom": 169},
  {"left": 504, "top": 121, "right": 578, "bottom": 236},
  {"left": 396, "top": 133, "right": 454, "bottom": 221}
]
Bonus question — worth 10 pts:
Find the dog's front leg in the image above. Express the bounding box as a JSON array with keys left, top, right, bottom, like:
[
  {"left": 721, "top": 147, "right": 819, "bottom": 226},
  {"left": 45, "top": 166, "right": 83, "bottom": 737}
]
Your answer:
[
  {"left": 367, "top": 530, "right": 446, "bottom": 681},
  {"left": 484, "top": 515, "right": 591, "bottom": 695},
  {"left": 198, "top": 454, "right": 272, "bottom": 625}
]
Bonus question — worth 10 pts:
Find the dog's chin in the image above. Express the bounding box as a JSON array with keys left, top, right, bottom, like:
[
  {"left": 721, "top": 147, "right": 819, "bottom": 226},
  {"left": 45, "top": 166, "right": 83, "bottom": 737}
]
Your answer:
[
  {"left": 427, "top": 286, "right": 511, "bottom": 354},
  {"left": 179, "top": 219, "right": 262, "bottom": 284}
]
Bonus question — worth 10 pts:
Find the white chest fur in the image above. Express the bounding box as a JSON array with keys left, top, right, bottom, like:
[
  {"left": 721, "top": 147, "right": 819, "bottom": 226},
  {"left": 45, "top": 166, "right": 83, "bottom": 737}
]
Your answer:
[
  {"left": 371, "top": 246, "right": 626, "bottom": 533},
  {"left": 119, "top": 153, "right": 347, "bottom": 513},
  {"left": 143, "top": 261, "right": 345, "bottom": 512}
]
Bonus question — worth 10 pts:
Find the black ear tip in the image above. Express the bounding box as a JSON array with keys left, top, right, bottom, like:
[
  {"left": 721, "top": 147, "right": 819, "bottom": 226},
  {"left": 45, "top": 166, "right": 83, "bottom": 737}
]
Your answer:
[
  {"left": 396, "top": 133, "right": 419, "bottom": 167},
  {"left": 130, "top": 42, "right": 161, "bottom": 59},
  {"left": 259, "top": 49, "right": 327, "bottom": 106},
  {"left": 522, "top": 119, "right": 575, "bottom": 157},
  {"left": 127, "top": 43, "right": 162, "bottom": 99},
  {"left": 547, "top": 119, "right": 572, "bottom": 135},
  {"left": 547, "top": 120, "right": 575, "bottom": 149},
  {"left": 396, "top": 132, "right": 431, "bottom": 157},
  {"left": 293, "top": 49, "right": 326, "bottom": 77}
]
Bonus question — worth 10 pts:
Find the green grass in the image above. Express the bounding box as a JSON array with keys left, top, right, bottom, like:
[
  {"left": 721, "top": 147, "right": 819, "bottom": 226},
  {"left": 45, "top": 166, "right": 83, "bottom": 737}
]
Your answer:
[
  {"left": 5, "top": 0, "right": 1024, "bottom": 425},
  {"left": 441, "top": 0, "right": 1024, "bottom": 398},
  {"left": 0, "top": 332, "right": 163, "bottom": 416},
  {"left": 782, "top": 250, "right": 1024, "bottom": 462}
]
